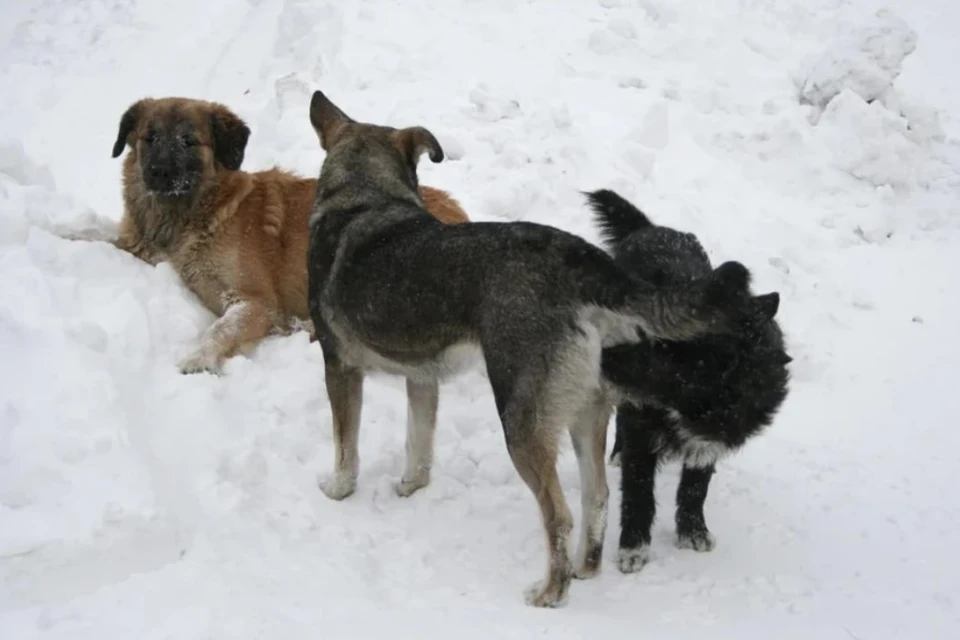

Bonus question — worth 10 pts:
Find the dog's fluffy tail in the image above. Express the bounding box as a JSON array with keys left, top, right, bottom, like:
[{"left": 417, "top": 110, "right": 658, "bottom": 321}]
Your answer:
[{"left": 583, "top": 189, "right": 653, "bottom": 249}]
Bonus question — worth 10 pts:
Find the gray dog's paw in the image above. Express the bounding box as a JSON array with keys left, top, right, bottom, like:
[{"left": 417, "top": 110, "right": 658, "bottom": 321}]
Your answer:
[{"left": 319, "top": 472, "right": 357, "bottom": 501}]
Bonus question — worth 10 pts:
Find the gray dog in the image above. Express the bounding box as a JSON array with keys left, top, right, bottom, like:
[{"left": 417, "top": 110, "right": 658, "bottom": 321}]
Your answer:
[{"left": 304, "top": 90, "right": 780, "bottom": 608}]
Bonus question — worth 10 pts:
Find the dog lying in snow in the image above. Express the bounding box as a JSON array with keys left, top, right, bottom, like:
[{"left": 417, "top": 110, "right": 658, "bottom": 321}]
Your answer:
[
  {"left": 56, "top": 96, "right": 469, "bottom": 375},
  {"left": 586, "top": 189, "right": 792, "bottom": 573}
]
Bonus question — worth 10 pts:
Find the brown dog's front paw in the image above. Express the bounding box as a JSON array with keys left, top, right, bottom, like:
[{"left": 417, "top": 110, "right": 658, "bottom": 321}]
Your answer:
[{"left": 178, "top": 349, "right": 223, "bottom": 375}]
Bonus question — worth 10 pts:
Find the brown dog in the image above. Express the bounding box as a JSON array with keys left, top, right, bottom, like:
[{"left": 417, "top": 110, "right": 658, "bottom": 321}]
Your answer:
[{"left": 67, "top": 96, "right": 468, "bottom": 373}]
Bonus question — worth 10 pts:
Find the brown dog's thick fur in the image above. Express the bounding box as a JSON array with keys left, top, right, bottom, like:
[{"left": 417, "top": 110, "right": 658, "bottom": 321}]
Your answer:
[{"left": 96, "top": 97, "right": 469, "bottom": 373}]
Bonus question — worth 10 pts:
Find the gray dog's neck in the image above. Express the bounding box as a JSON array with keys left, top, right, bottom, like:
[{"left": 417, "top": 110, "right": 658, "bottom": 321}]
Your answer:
[{"left": 313, "top": 145, "right": 423, "bottom": 224}]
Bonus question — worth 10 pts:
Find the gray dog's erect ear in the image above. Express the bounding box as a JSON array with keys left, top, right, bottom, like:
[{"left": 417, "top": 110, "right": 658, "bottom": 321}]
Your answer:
[
  {"left": 392, "top": 126, "right": 444, "bottom": 168},
  {"left": 209, "top": 104, "right": 251, "bottom": 171},
  {"left": 309, "top": 90, "right": 354, "bottom": 151},
  {"left": 112, "top": 100, "right": 146, "bottom": 158}
]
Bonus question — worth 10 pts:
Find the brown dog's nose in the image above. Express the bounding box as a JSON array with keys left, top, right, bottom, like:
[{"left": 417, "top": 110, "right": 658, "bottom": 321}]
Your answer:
[{"left": 148, "top": 165, "right": 171, "bottom": 181}]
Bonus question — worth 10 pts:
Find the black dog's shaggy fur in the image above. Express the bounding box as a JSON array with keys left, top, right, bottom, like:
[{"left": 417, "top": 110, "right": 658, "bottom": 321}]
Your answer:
[{"left": 587, "top": 189, "right": 792, "bottom": 574}]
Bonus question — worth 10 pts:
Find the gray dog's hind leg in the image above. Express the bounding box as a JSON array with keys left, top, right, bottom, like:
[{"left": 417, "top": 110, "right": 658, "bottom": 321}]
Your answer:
[
  {"left": 569, "top": 395, "right": 612, "bottom": 579},
  {"left": 508, "top": 424, "right": 573, "bottom": 608},
  {"left": 490, "top": 365, "right": 574, "bottom": 608}
]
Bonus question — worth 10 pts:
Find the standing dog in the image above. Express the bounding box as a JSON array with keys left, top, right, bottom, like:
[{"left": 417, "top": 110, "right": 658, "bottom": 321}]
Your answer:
[
  {"left": 61, "top": 96, "right": 468, "bottom": 374},
  {"left": 304, "top": 89, "right": 780, "bottom": 607},
  {"left": 584, "top": 189, "right": 791, "bottom": 573}
]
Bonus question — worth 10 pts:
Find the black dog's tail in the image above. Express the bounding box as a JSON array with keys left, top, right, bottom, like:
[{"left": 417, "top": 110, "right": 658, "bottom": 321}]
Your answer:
[{"left": 583, "top": 189, "right": 654, "bottom": 249}]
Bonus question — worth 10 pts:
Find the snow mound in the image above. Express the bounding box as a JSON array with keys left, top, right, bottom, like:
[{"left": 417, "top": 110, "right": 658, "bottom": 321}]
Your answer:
[
  {"left": 0, "top": 141, "right": 118, "bottom": 246},
  {"left": 876, "top": 85, "right": 947, "bottom": 144},
  {"left": 0, "top": 140, "right": 55, "bottom": 191},
  {"left": 795, "top": 9, "right": 917, "bottom": 112},
  {"left": 0, "top": 171, "right": 188, "bottom": 607},
  {"left": 814, "top": 89, "right": 924, "bottom": 189}
]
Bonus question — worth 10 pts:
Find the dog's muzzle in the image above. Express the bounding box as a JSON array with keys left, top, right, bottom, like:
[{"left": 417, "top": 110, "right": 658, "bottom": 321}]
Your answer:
[{"left": 143, "top": 165, "right": 195, "bottom": 196}]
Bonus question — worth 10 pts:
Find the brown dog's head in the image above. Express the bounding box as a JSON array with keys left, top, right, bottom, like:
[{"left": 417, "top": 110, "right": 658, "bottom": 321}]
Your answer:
[
  {"left": 308, "top": 90, "right": 444, "bottom": 187},
  {"left": 111, "top": 97, "right": 251, "bottom": 197}
]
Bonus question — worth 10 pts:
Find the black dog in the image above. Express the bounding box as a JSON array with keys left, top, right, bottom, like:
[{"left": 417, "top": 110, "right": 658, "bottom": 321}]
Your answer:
[{"left": 586, "top": 189, "right": 792, "bottom": 573}]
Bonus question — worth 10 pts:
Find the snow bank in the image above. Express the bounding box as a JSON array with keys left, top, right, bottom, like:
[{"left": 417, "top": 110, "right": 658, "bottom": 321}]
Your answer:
[
  {"left": 815, "top": 89, "right": 924, "bottom": 188},
  {"left": 0, "top": 140, "right": 118, "bottom": 247},
  {"left": 794, "top": 9, "right": 917, "bottom": 112}
]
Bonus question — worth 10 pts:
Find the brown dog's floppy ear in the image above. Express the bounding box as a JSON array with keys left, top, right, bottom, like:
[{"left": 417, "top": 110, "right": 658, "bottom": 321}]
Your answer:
[
  {"left": 209, "top": 105, "right": 251, "bottom": 171},
  {"left": 112, "top": 100, "right": 146, "bottom": 158},
  {"left": 309, "top": 90, "right": 354, "bottom": 150},
  {"left": 392, "top": 126, "right": 444, "bottom": 168}
]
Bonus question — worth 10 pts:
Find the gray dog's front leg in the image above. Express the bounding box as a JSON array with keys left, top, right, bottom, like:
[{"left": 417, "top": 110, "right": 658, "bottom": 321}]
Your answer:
[
  {"left": 396, "top": 377, "right": 439, "bottom": 497},
  {"left": 319, "top": 361, "right": 364, "bottom": 501}
]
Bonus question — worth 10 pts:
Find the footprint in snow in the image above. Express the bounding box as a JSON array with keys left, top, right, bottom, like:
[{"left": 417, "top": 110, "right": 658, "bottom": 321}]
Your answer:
[{"left": 465, "top": 85, "right": 521, "bottom": 123}]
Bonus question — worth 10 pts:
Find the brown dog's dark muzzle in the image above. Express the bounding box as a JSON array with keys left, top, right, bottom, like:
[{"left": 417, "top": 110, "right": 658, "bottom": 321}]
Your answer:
[{"left": 142, "top": 146, "right": 201, "bottom": 196}]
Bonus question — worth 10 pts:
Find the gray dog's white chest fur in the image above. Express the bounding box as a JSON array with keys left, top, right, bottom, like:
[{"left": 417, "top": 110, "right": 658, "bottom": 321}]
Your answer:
[{"left": 325, "top": 312, "right": 483, "bottom": 383}]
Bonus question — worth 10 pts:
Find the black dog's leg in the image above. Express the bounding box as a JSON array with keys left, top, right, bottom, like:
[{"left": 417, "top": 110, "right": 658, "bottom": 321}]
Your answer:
[
  {"left": 616, "top": 405, "right": 661, "bottom": 573},
  {"left": 675, "top": 463, "right": 716, "bottom": 551},
  {"left": 609, "top": 418, "right": 624, "bottom": 466}
]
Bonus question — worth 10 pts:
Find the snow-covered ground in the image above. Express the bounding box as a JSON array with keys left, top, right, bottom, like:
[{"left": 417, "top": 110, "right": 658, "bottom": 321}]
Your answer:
[{"left": 1, "top": 0, "right": 959, "bottom": 637}]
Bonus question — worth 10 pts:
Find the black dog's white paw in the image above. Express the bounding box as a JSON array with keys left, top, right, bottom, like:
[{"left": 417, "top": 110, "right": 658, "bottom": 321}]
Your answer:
[
  {"left": 676, "top": 529, "right": 715, "bottom": 552},
  {"left": 617, "top": 544, "right": 650, "bottom": 573}
]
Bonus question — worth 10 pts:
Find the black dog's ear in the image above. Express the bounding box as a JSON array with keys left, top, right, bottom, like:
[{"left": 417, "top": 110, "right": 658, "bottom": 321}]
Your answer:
[
  {"left": 753, "top": 291, "right": 780, "bottom": 322},
  {"left": 752, "top": 292, "right": 780, "bottom": 322},
  {"left": 704, "top": 261, "right": 751, "bottom": 308},
  {"left": 209, "top": 104, "right": 251, "bottom": 171},
  {"left": 309, "top": 90, "right": 354, "bottom": 151},
  {"left": 112, "top": 100, "right": 147, "bottom": 158},
  {"left": 392, "top": 126, "right": 444, "bottom": 168}
]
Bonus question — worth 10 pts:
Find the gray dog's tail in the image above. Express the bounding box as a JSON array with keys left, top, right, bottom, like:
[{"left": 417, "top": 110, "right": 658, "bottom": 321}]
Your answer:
[
  {"left": 621, "top": 261, "right": 779, "bottom": 341},
  {"left": 584, "top": 189, "right": 654, "bottom": 249},
  {"left": 581, "top": 191, "right": 780, "bottom": 341}
]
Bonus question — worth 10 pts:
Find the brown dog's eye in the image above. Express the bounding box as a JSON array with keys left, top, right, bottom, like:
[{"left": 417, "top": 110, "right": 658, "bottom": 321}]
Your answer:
[
  {"left": 181, "top": 135, "right": 199, "bottom": 147},
  {"left": 143, "top": 132, "right": 156, "bottom": 145}
]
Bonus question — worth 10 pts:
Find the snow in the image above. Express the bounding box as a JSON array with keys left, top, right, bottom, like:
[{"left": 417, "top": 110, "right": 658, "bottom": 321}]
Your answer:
[
  {"left": 1, "top": 0, "right": 959, "bottom": 637},
  {"left": 794, "top": 9, "right": 918, "bottom": 113}
]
